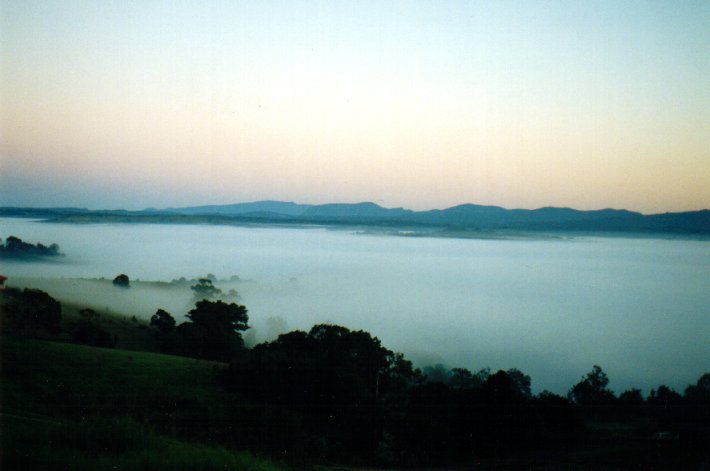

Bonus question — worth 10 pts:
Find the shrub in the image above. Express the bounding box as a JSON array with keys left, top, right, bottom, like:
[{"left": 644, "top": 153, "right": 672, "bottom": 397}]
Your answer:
[{"left": 112, "top": 274, "right": 130, "bottom": 287}]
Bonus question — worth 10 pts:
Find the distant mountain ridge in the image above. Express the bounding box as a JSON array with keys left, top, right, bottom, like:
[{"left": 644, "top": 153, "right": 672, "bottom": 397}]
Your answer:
[
  {"left": 1, "top": 201, "right": 709, "bottom": 235},
  {"left": 164, "top": 200, "right": 311, "bottom": 217}
]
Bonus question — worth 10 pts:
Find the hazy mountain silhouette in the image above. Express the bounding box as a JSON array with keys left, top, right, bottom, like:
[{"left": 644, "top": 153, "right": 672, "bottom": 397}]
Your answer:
[
  {"left": 2, "top": 202, "right": 709, "bottom": 234},
  {"left": 302, "top": 202, "right": 413, "bottom": 219},
  {"left": 157, "top": 202, "right": 710, "bottom": 234},
  {"left": 164, "top": 200, "right": 311, "bottom": 217}
]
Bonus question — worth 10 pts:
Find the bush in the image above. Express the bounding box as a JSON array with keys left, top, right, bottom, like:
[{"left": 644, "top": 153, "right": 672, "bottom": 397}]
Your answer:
[{"left": 112, "top": 274, "right": 130, "bottom": 287}]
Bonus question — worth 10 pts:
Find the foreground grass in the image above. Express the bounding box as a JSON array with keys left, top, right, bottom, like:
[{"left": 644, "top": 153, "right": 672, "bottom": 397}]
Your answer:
[
  {"left": 1, "top": 337, "right": 284, "bottom": 470},
  {"left": 1, "top": 337, "right": 230, "bottom": 416},
  {"left": 3, "top": 415, "right": 281, "bottom": 471}
]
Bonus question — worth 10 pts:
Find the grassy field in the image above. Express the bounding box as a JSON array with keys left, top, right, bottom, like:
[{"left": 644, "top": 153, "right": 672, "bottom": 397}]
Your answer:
[
  {"left": 1, "top": 337, "right": 284, "bottom": 470},
  {"left": 3, "top": 415, "right": 282, "bottom": 471}
]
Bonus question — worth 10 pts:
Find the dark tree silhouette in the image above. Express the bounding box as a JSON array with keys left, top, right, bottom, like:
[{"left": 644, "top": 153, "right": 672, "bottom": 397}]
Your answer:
[
  {"left": 685, "top": 373, "right": 710, "bottom": 404},
  {"left": 618, "top": 388, "right": 644, "bottom": 405},
  {"left": 174, "top": 299, "right": 249, "bottom": 361},
  {"left": 483, "top": 370, "right": 526, "bottom": 402},
  {"left": 422, "top": 364, "right": 451, "bottom": 383},
  {"left": 0, "top": 236, "right": 61, "bottom": 258},
  {"left": 187, "top": 299, "right": 249, "bottom": 333},
  {"left": 230, "top": 324, "right": 421, "bottom": 462},
  {"left": 190, "top": 278, "right": 222, "bottom": 299},
  {"left": 648, "top": 385, "right": 683, "bottom": 406},
  {"left": 506, "top": 368, "right": 532, "bottom": 398},
  {"left": 233, "top": 323, "right": 420, "bottom": 406},
  {"left": 568, "top": 365, "right": 616, "bottom": 405},
  {"left": 150, "top": 309, "right": 176, "bottom": 334},
  {"left": 449, "top": 367, "right": 476, "bottom": 389},
  {"left": 4, "top": 288, "right": 62, "bottom": 336},
  {"left": 112, "top": 274, "right": 130, "bottom": 287}
]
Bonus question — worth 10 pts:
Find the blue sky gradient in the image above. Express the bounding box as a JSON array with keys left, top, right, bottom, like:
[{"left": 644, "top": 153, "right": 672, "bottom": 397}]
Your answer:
[{"left": 1, "top": 0, "right": 708, "bottom": 212}]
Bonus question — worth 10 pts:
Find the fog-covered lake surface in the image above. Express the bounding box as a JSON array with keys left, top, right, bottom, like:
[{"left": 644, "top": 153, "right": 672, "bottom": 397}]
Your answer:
[{"left": 1, "top": 218, "right": 708, "bottom": 394}]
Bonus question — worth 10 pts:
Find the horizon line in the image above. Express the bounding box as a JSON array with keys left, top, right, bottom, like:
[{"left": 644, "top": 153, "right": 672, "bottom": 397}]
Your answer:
[{"left": 2, "top": 200, "right": 709, "bottom": 217}]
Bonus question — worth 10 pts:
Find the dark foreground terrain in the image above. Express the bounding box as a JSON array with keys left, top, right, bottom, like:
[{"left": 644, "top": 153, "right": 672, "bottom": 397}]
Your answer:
[{"left": 1, "top": 286, "right": 708, "bottom": 470}]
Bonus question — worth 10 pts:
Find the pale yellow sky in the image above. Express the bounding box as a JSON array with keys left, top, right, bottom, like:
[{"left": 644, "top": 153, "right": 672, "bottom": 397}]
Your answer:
[{"left": 1, "top": 1, "right": 709, "bottom": 212}]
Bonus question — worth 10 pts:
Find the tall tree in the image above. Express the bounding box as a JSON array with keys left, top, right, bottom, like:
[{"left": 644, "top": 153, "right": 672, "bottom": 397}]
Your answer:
[
  {"left": 150, "top": 309, "right": 176, "bottom": 334},
  {"left": 568, "top": 365, "right": 615, "bottom": 405},
  {"left": 187, "top": 299, "right": 249, "bottom": 333},
  {"left": 177, "top": 299, "right": 249, "bottom": 361}
]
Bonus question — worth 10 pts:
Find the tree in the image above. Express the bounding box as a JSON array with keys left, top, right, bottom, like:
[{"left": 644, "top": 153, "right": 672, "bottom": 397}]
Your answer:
[
  {"left": 483, "top": 370, "right": 527, "bottom": 402},
  {"left": 447, "top": 367, "right": 494, "bottom": 390},
  {"left": 187, "top": 299, "right": 249, "bottom": 333},
  {"left": 568, "top": 365, "right": 615, "bottom": 405},
  {"left": 0, "top": 236, "right": 61, "bottom": 258},
  {"left": 176, "top": 299, "right": 250, "bottom": 361},
  {"left": 190, "top": 278, "right": 222, "bottom": 299},
  {"left": 685, "top": 373, "right": 710, "bottom": 404},
  {"left": 4, "top": 288, "right": 62, "bottom": 336},
  {"left": 506, "top": 368, "right": 532, "bottom": 398},
  {"left": 112, "top": 274, "right": 130, "bottom": 287},
  {"left": 618, "top": 388, "right": 644, "bottom": 405},
  {"left": 423, "top": 364, "right": 452, "bottom": 384},
  {"left": 230, "top": 324, "right": 420, "bottom": 460},
  {"left": 449, "top": 368, "right": 475, "bottom": 389},
  {"left": 233, "top": 323, "right": 415, "bottom": 407},
  {"left": 648, "top": 385, "right": 683, "bottom": 406},
  {"left": 150, "top": 309, "right": 176, "bottom": 334}
]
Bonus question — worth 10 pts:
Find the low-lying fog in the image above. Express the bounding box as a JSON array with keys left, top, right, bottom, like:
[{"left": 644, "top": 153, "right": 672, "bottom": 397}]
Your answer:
[{"left": 1, "top": 218, "right": 708, "bottom": 394}]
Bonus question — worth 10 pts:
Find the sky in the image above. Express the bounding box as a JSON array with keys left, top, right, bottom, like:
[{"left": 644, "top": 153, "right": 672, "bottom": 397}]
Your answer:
[{"left": 1, "top": 0, "right": 709, "bottom": 213}]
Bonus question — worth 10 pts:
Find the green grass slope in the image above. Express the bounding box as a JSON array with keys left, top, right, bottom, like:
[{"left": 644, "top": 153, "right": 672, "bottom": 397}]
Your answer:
[{"left": 1, "top": 338, "right": 284, "bottom": 470}]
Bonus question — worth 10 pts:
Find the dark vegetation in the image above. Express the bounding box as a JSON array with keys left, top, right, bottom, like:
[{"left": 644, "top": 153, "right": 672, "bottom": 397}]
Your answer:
[
  {"left": 188, "top": 276, "right": 240, "bottom": 301},
  {"left": 2, "top": 287, "right": 62, "bottom": 337},
  {"left": 69, "top": 308, "right": 117, "bottom": 348},
  {"left": 2, "top": 286, "right": 708, "bottom": 469},
  {"left": 0, "top": 235, "right": 62, "bottom": 258},
  {"left": 112, "top": 273, "right": 130, "bottom": 287},
  {"left": 1, "top": 338, "right": 282, "bottom": 470},
  {"left": 165, "top": 299, "right": 249, "bottom": 361}
]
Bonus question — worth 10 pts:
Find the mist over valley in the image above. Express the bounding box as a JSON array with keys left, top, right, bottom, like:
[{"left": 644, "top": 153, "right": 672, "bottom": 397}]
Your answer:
[{"left": 2, "top": 217, "right": 707, "bottom": 395}]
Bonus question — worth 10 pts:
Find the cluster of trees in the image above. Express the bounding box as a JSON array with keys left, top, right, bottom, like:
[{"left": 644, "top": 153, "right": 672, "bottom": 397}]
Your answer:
[
  {"left": 1, "top": 288, "right": 114, "bottom": 347},
  {"left": 221, "top": 326, "right": 709, "bottom": 465},
  {"left": 150, "top": 299, "right": 249, "bottom": 362},
  {"left": 190, "top": 277, "right": 240, "bottom": 301},
  {"left": 2, "top": 288, "right": 62, "bottom": 337},
  {"left": 0, "top": 283, "right": 248, "bottom": 361},
  {"left": 419, "top": 363, "right": 709, "bottom": 410},
  {"left": 222, "top": 325, "right": 584, "bottom": 463},
  {"left": 3, "top": 285, "right": 708, "bottom": 466},
  {"left": 0, "top": 236, "right": 62, "bottom": 258}
]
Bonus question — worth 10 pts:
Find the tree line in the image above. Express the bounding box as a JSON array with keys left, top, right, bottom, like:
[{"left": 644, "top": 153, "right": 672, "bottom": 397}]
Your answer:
[
  {"left": 2, "top": 286, "right": 708, "bottom": 466},
  {"left": 0, "top": 236, "right": 62, "bottom": 258},
  {"left": 145, "top": 301, "right": 708, "bottom": 465}
]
